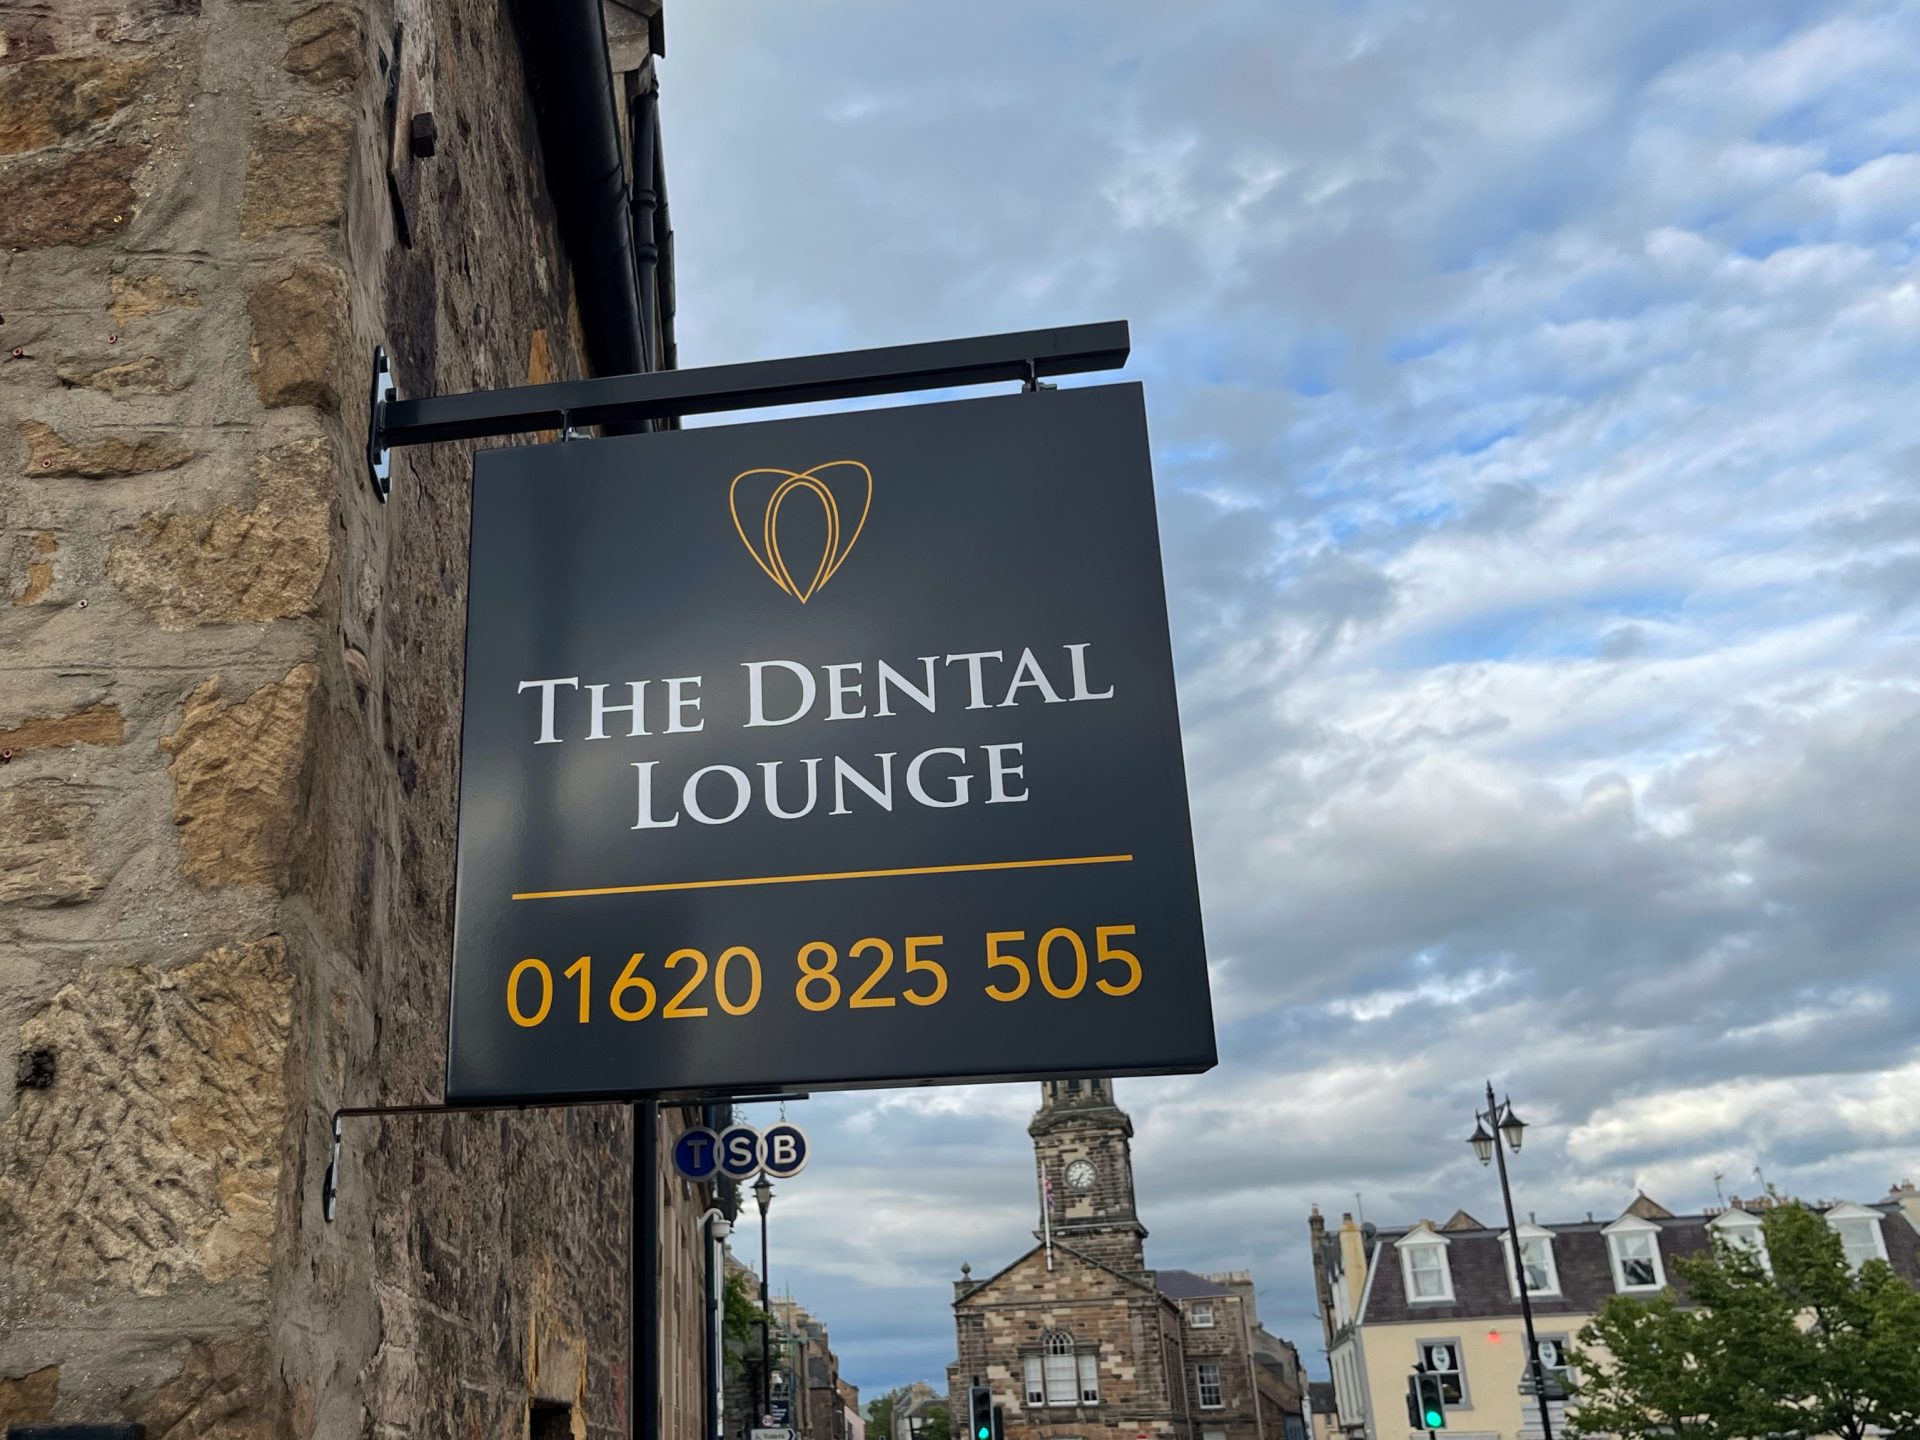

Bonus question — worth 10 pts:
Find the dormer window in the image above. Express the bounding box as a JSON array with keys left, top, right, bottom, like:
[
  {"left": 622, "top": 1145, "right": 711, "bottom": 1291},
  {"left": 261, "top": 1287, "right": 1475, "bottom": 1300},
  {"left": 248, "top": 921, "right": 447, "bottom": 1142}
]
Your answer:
[
  {"left": 1826, "top": 1204, "right": 1889, "bottom": 1271},
  {"left": 1710, "top": 1211, "right": 1770, "bottom": 1272},
  {"left": 1604, "top": 1215, "right": 1667, "bottom": 1292},
  {"left": 1503, "top": 1225, "right": 1561, "bottom": 1297},
  {"left": 1397, "top": 1227, "right": 1454, "bottom": 1303}
]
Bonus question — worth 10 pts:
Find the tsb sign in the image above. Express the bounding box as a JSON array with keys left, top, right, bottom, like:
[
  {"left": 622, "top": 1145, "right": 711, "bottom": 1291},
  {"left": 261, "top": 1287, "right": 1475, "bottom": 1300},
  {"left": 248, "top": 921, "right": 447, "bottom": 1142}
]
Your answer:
[
  {"left": 674, "top": 1122, "right": 810, "bottom": 1182},
  {"left": 447, "top": 385, "right": 1215, "bottom": 1101}
]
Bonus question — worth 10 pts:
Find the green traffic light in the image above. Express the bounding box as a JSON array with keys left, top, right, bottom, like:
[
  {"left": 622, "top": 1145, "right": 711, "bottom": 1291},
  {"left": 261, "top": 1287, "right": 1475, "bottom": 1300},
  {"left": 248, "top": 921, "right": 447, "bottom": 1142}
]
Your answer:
[
  {"left": 977, "top": 1427, "right": 990, "bottom": 1437},
  {"left": 1424, "top": 1412, "right": 1443, "bottom": 1427}
]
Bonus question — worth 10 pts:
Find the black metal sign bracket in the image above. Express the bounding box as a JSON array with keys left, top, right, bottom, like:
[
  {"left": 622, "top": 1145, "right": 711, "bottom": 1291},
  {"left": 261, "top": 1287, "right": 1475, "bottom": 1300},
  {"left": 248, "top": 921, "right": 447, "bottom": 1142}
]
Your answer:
[{"left": 364, "top": 320, "right": 1129, "bottom": 499}]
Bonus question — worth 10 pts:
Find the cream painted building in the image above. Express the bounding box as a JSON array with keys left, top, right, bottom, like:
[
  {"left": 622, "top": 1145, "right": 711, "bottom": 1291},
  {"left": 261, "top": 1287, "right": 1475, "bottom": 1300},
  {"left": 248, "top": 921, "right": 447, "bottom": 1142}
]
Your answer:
[{"left": 1308, "top": 1185, "right": 1920, "bottom": 1440}]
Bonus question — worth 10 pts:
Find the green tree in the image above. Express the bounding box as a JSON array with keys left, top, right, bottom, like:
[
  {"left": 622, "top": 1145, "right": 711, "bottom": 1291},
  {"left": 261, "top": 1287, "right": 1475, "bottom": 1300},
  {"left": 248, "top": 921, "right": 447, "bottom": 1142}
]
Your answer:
[
  {"left": 918, "top": 1403, "right": 950, "bottom": 1440},
  {"left": 725, "top": 1267, "right": 766, "bottom": 1349},
  {"left": 1761, "top": 1202, "right": 1920, "bottom": 1440},
  {"left": 866, "top": 1389, "right": 898, "bottom": 1440},
  {"left": 1569, "top": 1203, "right": 1920, "bottom": 1440}
]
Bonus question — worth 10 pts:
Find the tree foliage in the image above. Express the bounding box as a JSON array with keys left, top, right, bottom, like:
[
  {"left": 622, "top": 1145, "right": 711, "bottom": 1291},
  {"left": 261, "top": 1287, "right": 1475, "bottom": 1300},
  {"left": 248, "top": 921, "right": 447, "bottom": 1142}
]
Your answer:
[
  {"left": 1569, "top": 1203, "right": 1920, "bottom": 1440},
  {"left": 725, "top": 1267, "right": 766, "bottom": 1349}
]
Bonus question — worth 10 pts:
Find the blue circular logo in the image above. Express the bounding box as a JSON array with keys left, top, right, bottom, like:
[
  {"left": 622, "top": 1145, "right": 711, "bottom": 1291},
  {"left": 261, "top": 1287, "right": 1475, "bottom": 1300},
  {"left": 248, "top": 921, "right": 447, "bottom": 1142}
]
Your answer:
[
  {"left": 717, "top": 1124, "right": 765, "bottom": 1181},
  {"left": 760, "top": 1122, "right": 810, "bottom": 1178},
  {"left": 672, "top": 1126, "right": 721, "bottom": 1181}
]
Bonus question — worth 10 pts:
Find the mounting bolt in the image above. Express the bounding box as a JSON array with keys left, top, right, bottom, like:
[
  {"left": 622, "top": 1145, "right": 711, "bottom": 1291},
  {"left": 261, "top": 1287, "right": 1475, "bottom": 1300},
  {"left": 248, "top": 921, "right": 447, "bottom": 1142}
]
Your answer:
[
  {"left": 409, "top": 111, "right": 438, "bottom": 159},
  {"left": 0, "top": 749, "right": 12, "bottom": 763}
]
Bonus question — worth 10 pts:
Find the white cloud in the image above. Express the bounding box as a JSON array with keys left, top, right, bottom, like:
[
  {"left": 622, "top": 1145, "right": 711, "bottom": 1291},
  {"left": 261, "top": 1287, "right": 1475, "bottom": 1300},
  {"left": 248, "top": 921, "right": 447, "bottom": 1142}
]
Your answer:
[{"left": 662, "top": 0, "right": 1920, "bottom": 1395}]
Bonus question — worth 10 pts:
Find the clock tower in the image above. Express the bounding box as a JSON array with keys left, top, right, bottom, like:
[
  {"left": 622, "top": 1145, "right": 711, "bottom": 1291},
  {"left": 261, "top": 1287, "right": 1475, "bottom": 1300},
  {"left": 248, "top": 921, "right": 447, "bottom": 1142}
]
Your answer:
[{"left": 1029, "top": 1078, "right": 1148, "bottom": 1275}]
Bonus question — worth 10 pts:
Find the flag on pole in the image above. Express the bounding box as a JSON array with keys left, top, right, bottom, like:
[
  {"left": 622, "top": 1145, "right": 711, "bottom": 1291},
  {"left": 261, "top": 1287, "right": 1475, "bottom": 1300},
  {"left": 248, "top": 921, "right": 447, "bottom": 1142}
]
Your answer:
[{"left": 1039, "top": 1162, "right": 1055, "bottom": 1271}]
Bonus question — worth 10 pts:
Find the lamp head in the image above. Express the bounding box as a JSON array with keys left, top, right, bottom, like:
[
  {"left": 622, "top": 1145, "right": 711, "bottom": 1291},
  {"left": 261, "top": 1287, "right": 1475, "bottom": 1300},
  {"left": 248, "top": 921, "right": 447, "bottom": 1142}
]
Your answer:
[
  {"left": 1499, "top": 1102, "right": 1527, "bottom": 1154},
  {"left": 754, "top": 1173, "right": 774, "bottom": 1215},
  {"left": 1468, "top": 1122, "right": 1495, "bottom": 1166}
]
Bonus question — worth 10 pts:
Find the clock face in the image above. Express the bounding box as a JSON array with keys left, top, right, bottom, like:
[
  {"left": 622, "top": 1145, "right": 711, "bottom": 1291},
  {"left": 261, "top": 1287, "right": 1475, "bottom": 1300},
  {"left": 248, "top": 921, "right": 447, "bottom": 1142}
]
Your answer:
[{"left": 1066, "top": 1160, "right": 1097, "bottom": 1191}]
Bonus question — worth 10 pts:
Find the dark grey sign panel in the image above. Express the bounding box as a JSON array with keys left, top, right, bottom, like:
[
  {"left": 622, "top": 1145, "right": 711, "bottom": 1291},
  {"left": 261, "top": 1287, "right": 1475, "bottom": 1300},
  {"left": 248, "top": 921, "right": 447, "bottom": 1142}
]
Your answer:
[{"left": 448, "top": 383, "right": 1213, "bottom": 1101}]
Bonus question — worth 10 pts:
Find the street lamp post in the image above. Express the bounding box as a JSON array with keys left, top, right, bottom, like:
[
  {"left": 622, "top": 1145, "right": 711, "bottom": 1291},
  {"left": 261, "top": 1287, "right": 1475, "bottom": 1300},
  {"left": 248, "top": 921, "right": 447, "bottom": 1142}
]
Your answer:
[
  {"left": 1469, "top": 1082, "right": 1555, "bottom": 1440},
  {"left": 755, "top": 1172, "right": 775, "bottom": 1419}
]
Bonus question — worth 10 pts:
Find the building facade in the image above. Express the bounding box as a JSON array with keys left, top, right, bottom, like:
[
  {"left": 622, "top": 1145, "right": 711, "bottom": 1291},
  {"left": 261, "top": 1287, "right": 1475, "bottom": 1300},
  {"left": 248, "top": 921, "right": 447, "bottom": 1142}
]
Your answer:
[
  {"left": 949, "top": 1080, "right": 1306, "bottom": 1440},
  {"left": 0, "top": 0, "right": 717, "bottom": 1434},
  {"left": 1309, "top": 1186, "right": 1920, "bottom": 1440}
]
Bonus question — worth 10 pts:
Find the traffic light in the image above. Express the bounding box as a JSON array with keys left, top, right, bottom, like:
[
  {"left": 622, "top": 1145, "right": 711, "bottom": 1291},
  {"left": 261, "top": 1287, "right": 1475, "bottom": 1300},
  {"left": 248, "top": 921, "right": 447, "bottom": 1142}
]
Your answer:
[
  {"left": 1413, "top": 1370, "right": 1447, "bottom": 1430},
  {"left": 969, "top": 1386, "right": 993, "bottom": 1440},
  {"left": 991, "top": 1404, "right": 1005, "bottom": 1440}
]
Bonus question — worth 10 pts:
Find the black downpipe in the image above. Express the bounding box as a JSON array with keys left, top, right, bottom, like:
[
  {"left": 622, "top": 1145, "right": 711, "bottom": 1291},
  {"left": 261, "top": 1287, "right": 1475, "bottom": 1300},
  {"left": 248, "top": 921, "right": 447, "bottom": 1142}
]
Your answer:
[
  {"left": 631, "top": 83, "right": 661, "bottom": 373},
  {"left": 512, "top": 0, "right": 646, "bottom": 381},
  {"left": 635, "top": 1100, "right": 660, "bottom": 1440}
]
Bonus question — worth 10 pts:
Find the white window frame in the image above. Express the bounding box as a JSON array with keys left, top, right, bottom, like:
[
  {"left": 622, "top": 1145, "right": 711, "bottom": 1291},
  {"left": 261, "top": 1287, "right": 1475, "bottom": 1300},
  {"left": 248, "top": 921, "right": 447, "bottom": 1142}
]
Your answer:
[
  {"left": 1195, "top": 1362, "right": 1224, "bottom": 1410},
  {"left": 1826, "top": 1204, "right": 1889, "bottom": 1271},
  {"left": 1502, "top": 1225, "right": 1562, "bottom": 1298},
  {"left": 1604, "top": 1216, "right": 1667, "bottom": 1293},
  {"left": 1397, "top": 1226, "right": 1455, "bottom": 1304},
  {"left": 1535, "top": 1334, "right": 1574, "bottom": 1385},
  {"left": 1416, "top": 1338, "right": 1469, "bottom": 1409},
  {"left": 1076, "top": 1351, "right": 1100, "bottom": 1404},
  {"left": 1710, "top": 1211, "right": 1771, "bottom": 1272},
  {"left": 1190, "top": 1303, "right": 1215, "bottom": 1329},
  {"left": 1041, "top": 1331, "right": 1077, "bottom": 1408},
  {"left": 1023, "top": 1356, "right": 1045, "bottom": 1407}
]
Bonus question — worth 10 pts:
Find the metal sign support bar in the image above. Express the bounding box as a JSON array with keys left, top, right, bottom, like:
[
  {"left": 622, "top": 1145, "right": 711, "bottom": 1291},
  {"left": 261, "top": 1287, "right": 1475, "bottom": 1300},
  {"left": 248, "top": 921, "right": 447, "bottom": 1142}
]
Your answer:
[{"left": 365, "top": 320, "right": 1130, "bottom": 496}]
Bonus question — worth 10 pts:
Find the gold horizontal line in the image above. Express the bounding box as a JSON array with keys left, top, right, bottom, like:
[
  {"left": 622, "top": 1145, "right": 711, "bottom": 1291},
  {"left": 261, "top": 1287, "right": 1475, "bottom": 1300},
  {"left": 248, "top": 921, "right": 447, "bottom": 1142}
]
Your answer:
[{"left": 511, "top": 853, "right": 1135, "bottom": 901}]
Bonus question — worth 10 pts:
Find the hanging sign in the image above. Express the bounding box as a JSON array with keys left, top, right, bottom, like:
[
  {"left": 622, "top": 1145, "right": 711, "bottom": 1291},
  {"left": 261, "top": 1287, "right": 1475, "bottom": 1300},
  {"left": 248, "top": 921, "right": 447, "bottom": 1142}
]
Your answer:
[{"left": 446, "top": 383, "right": 1214, "bottom": 1101}]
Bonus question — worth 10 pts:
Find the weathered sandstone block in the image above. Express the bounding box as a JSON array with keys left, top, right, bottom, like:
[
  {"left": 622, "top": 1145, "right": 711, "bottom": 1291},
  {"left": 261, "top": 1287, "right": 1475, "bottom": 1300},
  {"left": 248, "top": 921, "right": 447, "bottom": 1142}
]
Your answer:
[
  {"left": 161, "top": 664, "right": 320, "bottom": 888},
  {"left": 109, "top": 436, "right": 333, "bottom": 628},
  {"left": 18, "top": 418, "right": 193, "bottom": 479},
  {"left": 0, "top": 938, "right": 292, "bottom": 1294}
]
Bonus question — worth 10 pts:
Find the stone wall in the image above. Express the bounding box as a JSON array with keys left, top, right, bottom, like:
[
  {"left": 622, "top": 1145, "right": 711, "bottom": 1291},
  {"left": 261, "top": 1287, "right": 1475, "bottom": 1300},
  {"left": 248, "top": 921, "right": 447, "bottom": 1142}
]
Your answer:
[
  {"left": 0, "top": 0, "right": 707, "bottom": 1434},
  {"left": 949, "top": 1249, "right": 1190, "bottom": 1440}
]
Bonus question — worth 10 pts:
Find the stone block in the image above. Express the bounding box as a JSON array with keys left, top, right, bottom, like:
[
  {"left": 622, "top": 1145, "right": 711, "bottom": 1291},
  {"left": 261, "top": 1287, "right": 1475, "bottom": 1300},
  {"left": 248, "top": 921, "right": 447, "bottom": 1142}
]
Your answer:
[
  {"left": 12, "top": 531, "right": 56, "bottom": 605},
  {"left": 248, "top": 261, "right": 348, "bottom": 410},
  {"left": 55, "top": 353, "right": 174, "bottom": 394},
  {"left": 0, "top": 1364, "right": 59, "bottom": 1427},
  {"left": 18, "top": 418, "right": 193, "bottom": 478},
  {"left": 110, "top": 270, "right": 202, "bottom": 322},
  {"left": 0, "top": 939, "right": 292, "bottom": 1295},
  {"left": 0, "top": 143, "right": 137, "bottom": 248},
  {"left": 284, "top": 5, "right": 363, "bottom": 86},
  {"left": 131, "top": 1334, "right": 286, "bottom": 1438},
  {"left": 0, "top": 54, "right": 151, "bottom": 156},
  {"left": 108, "top": 435, "right": 334, "bottom": 628},
  {"left": 160, "top": 664, "right": 320, "bottom": 888},
  {"left": 0, "top": 780, "right": 102, "bottom": 906},
  {"left": 0, "top": 702, "right": 124, "bottom": 754},
  {"left": 240, "top": 111, "right": 350, "bottom": 236}
]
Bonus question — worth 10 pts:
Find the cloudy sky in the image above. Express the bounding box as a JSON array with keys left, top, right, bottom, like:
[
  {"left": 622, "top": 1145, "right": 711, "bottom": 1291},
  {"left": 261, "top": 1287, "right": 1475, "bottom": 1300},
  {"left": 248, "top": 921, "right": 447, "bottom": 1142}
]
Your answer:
[{"left": 658, "top": 0, "right": 1920, "bottom": 1394}]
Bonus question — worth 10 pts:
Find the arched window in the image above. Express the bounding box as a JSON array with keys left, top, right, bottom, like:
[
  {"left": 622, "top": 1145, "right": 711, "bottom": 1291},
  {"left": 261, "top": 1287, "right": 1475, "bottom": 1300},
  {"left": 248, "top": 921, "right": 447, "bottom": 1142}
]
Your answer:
[{"left": 1023, "top": 1331, "right": 1099, "bottom": 1407}]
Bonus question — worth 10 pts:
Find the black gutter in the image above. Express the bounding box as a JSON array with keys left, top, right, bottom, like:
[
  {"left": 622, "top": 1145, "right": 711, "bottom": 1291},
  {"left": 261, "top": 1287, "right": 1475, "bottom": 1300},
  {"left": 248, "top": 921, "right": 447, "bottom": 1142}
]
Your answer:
[{"left": 511, "top": 0, "right": 647, "bottom": 381}]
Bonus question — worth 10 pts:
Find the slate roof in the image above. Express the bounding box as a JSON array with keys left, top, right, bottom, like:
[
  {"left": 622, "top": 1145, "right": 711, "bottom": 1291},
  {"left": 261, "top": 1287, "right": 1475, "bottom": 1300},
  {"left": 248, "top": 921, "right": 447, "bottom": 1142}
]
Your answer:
[
  {"left": 1357, "top": 1201, "right": 1920, "bottom": 1325},
  {"left": 1156, "top": 1267, "right": 1232, "bottom": 1300}
]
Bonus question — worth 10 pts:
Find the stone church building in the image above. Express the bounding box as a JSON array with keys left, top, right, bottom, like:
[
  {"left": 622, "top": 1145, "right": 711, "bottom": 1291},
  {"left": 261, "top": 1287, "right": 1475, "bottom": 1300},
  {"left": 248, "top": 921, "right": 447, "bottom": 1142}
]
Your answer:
[{"left": 948, "top": 1081, "right": 1308, "bottom": 1440}]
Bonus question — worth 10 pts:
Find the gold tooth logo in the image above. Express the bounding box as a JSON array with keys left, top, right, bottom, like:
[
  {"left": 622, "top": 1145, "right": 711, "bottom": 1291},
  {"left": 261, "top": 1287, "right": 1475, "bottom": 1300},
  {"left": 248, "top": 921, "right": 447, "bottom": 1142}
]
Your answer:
[{"left": 728, "top": 460, "right": 873, "bottom": 604}]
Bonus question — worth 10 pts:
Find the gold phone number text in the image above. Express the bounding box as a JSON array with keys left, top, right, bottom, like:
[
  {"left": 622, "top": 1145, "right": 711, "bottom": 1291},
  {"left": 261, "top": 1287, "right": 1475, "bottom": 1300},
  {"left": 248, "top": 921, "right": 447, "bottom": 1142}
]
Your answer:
[{"left": 504, "top": 925, "right": 1142, "bottom": 1026}]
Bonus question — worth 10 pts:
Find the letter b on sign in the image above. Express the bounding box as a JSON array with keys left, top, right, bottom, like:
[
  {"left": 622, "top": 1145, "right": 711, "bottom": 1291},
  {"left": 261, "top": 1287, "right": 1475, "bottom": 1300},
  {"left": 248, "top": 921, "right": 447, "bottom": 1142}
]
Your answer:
[
  {"left": 718, "top": 1124, "right": 763, "bottom": 1181},
  {"left": 760, "top": 1122, "right": 809, "bottom": 1179}
]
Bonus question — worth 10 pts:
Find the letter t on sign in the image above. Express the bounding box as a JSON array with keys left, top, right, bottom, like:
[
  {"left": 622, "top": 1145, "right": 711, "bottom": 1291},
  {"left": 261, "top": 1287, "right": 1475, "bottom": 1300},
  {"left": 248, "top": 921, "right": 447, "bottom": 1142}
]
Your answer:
[{"left": 519, "top": 677, "right": 580, "bottom": 744}]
